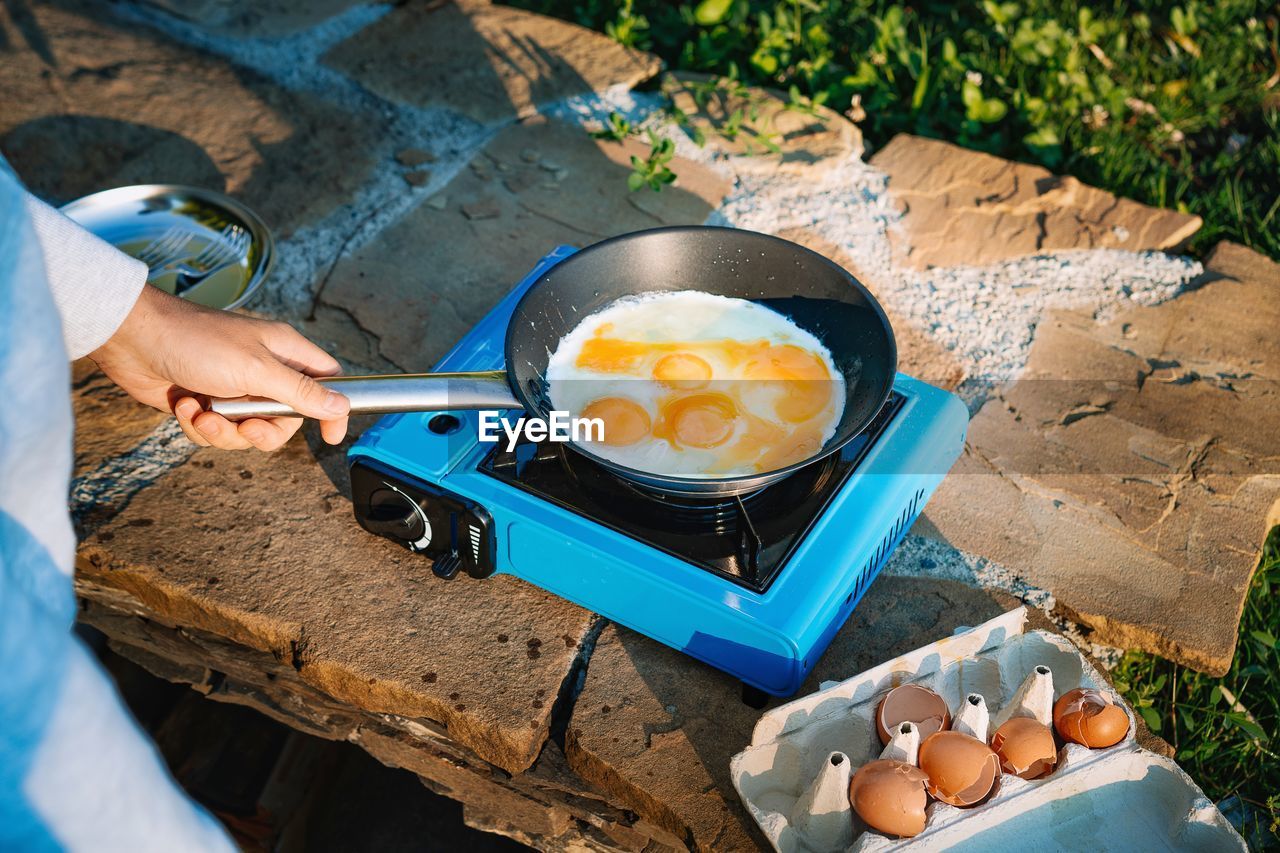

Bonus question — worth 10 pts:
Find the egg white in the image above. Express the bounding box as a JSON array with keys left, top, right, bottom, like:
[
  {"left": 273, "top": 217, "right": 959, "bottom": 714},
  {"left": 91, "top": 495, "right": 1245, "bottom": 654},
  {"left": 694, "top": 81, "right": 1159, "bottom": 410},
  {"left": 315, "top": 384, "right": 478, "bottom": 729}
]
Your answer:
[{"left": 545, "top": 291, "right": 845, "bottom": 477}]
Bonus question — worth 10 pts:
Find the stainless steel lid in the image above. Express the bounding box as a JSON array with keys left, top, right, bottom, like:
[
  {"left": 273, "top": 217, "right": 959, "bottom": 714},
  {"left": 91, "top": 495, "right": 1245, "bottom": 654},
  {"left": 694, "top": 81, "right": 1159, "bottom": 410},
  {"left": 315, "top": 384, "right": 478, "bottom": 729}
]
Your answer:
[{"left": 60, "top": 184, "right": 274, "bottom": 311}]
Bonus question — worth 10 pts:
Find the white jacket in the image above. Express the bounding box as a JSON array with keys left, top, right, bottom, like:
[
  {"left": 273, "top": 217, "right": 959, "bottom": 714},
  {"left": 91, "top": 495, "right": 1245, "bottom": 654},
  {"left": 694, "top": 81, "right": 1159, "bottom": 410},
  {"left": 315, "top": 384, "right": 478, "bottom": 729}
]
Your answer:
[{"left": 0, "top": 161, "right": 233, "bottom": 852}]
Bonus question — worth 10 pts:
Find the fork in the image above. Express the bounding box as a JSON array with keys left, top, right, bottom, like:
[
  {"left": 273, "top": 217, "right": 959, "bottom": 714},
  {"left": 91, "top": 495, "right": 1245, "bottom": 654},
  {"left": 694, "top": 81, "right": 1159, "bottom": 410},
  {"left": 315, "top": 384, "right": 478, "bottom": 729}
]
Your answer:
[
  {"left": 172, "top": 225, "right": 249, "bottom": 295},
  {"left": 135, "top": 225, "right": 192, "bottom": 271}
]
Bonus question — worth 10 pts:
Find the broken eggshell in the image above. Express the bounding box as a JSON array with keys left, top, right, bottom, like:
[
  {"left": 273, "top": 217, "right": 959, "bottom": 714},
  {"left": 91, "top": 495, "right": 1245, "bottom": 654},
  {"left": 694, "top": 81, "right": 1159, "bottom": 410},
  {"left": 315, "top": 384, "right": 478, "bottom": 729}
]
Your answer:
[
  {"left": 919, "top": 730, "right": 1001, "bottom": 807},
  {"left": 1054, "top": 687, "right": 1131, "bottom": 748},
  {"left": 849, "top": 722, "right": 929, "bottom": 838},
  {"left": 990, "top": 716, "right": 1059, "bottom": 780},
  {"left": 875, "top": 683, "right": 951, "bottom": 745}
]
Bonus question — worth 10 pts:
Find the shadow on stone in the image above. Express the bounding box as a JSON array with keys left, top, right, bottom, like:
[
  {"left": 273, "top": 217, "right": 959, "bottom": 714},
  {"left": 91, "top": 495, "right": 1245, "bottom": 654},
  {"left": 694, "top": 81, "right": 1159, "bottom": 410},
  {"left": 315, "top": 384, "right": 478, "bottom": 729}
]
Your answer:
[{"left": 3, "top": 114, "right": 225, "bottom": 204}]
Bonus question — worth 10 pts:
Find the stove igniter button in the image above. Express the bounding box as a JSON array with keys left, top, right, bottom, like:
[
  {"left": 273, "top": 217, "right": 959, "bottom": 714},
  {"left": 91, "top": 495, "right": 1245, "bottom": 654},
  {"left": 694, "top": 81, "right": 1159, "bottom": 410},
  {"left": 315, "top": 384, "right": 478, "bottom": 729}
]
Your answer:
[{"left": 365, "top": 487, "right": 432, "bottom": 550}]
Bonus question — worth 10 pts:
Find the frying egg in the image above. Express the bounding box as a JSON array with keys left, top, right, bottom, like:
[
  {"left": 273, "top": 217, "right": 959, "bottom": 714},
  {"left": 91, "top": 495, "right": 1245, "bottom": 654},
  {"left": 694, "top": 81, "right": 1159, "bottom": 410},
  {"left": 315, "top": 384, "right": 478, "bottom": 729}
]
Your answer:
[{"left": 545, "top": 292, "right": 846, "bottom": 478}]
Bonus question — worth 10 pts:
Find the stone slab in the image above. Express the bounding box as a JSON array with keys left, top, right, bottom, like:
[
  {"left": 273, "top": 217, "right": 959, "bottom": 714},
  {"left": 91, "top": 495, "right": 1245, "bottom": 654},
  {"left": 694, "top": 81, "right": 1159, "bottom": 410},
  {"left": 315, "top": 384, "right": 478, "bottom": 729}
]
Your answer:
[
  {"left": 919, "top": 242, "right": 1280, "bottom": 673},
  {"left": 78, "top": 586, "right": 677, "bottom": 852},
  {"left": 70, "top": 358, "right": 168, "bottom": 477},
  {"left": 664, "top": 73, "right": 862, "bottom": 177},
  {"left": 77, "top": 436, "right": 599, "bottom": 773},
  {"left": 566, "top": 577, "right": 1011, "bottom": 852},
  {"left": 323, "top": 2, "right": 660, "bottom": 125},
  {"left": 317, "top": 116, "right": 730, "bottom": 370},
  {"left": 870, "top": 135, "right": 1202, "bottom": 270},
  {"left": 0, "top": 0, "right": 384, "bottom": 236},
  {"left": 140, "top": 0, "right": 373, "bottom": 37}
]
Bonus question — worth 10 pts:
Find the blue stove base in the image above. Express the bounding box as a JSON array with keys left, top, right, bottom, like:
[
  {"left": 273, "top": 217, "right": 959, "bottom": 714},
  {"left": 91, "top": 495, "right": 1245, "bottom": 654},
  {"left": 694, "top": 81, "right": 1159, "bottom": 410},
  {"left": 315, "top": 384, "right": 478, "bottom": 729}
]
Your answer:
[{"left": 349, "top": 246, "right": 968, "bottom": 696}]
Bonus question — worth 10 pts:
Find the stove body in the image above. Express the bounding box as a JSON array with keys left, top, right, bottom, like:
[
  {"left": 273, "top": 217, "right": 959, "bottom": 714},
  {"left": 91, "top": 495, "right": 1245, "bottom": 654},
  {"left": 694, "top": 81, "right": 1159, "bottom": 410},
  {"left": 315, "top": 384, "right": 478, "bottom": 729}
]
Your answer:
[{"left": 348, "top": 246, "right": 968, "bottom": 696}]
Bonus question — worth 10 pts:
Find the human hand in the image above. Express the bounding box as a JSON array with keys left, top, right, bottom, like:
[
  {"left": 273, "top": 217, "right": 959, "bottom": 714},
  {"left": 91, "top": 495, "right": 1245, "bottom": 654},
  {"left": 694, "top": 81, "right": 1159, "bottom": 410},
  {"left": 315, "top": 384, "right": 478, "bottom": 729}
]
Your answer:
[{"left": 90, "top": 285, "right": 350, "bottom": 450}]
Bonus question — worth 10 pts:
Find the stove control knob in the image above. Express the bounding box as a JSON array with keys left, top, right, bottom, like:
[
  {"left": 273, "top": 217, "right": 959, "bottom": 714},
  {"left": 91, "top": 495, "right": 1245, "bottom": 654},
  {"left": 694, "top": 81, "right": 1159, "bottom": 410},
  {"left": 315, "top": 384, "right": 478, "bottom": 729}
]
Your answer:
[{"left": 364, "top": 487, "right": 432, "bottom": 550}]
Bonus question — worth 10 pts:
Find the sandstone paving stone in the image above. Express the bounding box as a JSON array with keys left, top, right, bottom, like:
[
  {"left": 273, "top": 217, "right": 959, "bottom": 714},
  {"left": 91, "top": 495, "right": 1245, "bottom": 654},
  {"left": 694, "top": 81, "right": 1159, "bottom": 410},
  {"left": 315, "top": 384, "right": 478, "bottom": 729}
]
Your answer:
[
  {"left": 70, "top": 358, "right": 168, "bottom": 477},
  {"left": 323, "top": 2, "right": 661, "bottom": 125},
  {"left": 664, "top": 73, "right": 863, "bottom": 177},
  {"left": 78, "top": 587, "right": 680, "bottom": 852},
  {"left": 0, "top": 0, "right": 384, "bottom": 237},
  {"left": 565, "top": 577, "right": 1011, "bottom": 852},
  {"left": 870, "top": 135, "right": 1202, "bottom": 270},
  {"left": 140, "top": 0, "right": 374, "bottom": 37},
  {"left": 77, "top": 437, "right": 599, "bottom": 773},
  {"left": 918, "top": 242, "right": 1280, "bottom": 674},
  {"left": 318, "top": 116, "right": 730, "bottom": 371}
]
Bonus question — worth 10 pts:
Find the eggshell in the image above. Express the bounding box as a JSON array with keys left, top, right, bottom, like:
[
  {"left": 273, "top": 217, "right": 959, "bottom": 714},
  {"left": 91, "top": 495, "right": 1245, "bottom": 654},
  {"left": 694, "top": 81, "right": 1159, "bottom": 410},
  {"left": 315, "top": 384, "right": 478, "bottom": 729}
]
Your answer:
[
  {"left": 918, "top": 730, "right": 1001, "bottom": 807},
  {"left": 1054, "top": 687, "right": 1131, "bottom": 748},
  {"left": 848, "top": 759, "right": 929, "bottom": 838},
  {"left": 875, "top": 684, "right": 951, "bottom": 745},
  {"left": 990, "top": 717, "right": 1058, "bottom": 780}
]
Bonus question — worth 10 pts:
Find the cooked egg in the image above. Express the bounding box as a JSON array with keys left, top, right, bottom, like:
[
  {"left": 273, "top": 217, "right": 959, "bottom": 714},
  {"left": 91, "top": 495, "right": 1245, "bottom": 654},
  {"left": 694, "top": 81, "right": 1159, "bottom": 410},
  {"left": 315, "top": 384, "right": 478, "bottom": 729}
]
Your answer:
[{"left": 545, "top": 292, "right": 846, "bottom": 478}]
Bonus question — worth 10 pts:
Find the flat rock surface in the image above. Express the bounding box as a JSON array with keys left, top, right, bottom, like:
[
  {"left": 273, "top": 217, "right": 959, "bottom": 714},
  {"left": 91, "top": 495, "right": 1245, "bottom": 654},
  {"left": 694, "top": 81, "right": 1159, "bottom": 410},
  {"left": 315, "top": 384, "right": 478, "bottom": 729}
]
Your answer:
[
  {"left": 323, "top": 2, "right": 661, "bottom": 125},
  {"left": 318, "top": 116, "right": 730, "bottom": 370},
  {"left": 70, "top": 359, "right": 167, "bottom": 477},
  {"left": 0, "top": 0, "right": 384, "bottom": 236},
  {"left": 77, "top": 436, "right": 599, "bottom": 773},
  {"left": 920, "top": 242, "right": 1280, "bottom": 673},
  {"left": 140, "top": 0, "right": 373, "bottom": 37},
  {"left": 664, "top": 73, "right": 862, "bottom": 176},
  {"left": 566, "top": 577, "right": 1010, "bottom": 852},
  {"left": 870, "top": 135, "right": 1202, "bottom": 269}
]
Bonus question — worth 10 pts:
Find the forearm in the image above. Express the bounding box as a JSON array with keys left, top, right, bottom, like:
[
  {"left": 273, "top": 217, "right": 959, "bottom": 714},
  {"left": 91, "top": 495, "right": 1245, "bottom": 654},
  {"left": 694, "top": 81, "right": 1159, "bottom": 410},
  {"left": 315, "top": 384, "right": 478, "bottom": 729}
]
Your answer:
[{"left": 24, "top": 193, "right": 147, "bottom": 360}]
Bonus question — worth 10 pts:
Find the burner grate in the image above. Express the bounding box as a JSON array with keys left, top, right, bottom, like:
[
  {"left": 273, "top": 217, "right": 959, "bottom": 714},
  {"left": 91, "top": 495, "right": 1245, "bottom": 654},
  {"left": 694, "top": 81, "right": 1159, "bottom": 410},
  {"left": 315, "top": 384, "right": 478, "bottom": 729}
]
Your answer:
[{"left": 479, "top": 393, "right": 905, "bottom": 593}]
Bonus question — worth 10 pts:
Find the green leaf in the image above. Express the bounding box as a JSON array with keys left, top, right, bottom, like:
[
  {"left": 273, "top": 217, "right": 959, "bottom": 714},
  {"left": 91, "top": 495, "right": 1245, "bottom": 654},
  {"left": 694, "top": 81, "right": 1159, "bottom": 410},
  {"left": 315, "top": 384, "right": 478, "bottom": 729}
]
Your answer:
[
  {"left": 974, "top": 96, "right": 1007, "bottom": 123},
  {"left": 693, "top": 0, "right": 733, "bottom": 27},
  {"left": 1225, "top": 712, "right": 1267, "bottom": 742},
  {"left": 751, "top": 48, "right": 778, "bottom": 75},
  {"left": 1250, "top": 629, "right": 1277, "bottom": 649},
  {"left": 626, "top": 171, "right": 646, "bottom": 192},
  {"left": 1139, "top": 706, "right": 1163, "bottom": 733}
]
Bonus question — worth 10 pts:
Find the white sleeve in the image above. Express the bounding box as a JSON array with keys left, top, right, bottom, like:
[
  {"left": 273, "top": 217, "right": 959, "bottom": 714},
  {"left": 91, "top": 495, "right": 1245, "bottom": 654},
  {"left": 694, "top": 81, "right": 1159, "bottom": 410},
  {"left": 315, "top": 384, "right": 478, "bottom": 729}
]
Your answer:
[{"left": 24, "top": 193, "right": 148, "bottom": 360}]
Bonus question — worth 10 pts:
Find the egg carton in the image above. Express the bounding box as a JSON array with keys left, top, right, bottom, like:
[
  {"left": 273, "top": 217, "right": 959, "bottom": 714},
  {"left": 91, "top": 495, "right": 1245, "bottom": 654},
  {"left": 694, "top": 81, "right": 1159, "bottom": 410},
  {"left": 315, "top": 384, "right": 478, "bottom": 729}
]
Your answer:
[{"left": 730, "top": 608, "right": 1246, "bottom": 852}]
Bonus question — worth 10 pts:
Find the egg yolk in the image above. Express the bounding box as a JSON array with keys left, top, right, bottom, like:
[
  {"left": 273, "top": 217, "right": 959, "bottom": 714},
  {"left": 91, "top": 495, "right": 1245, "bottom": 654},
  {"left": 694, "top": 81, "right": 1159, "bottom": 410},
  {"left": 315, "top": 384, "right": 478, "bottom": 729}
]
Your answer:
[
  {"left": 656, "top": 393, "right": 739, "bottom": 449},
  {"left": 652, "top": 353, "right": 713, "bottom": 388},
  {"left": 742, "top": 344, "right": 834, "bottom": 423},
  {"left": 579, "top": 397, "right": 651, "bottom": 446}
]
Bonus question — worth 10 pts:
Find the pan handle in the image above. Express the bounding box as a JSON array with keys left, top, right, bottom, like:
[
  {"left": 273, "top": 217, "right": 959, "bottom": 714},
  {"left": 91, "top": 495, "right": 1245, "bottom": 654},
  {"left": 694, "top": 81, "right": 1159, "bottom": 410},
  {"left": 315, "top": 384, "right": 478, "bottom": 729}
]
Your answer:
[{"left": 208, "top": 370, "right": 521, "bottom": 420}]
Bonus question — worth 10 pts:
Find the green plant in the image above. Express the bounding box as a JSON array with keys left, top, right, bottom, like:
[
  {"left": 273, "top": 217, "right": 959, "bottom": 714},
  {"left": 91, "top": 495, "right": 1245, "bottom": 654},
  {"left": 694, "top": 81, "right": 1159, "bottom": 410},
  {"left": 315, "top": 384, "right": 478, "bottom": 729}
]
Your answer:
[
  {"left": 506, "top": 0, "right": 1280, "bottom": 260},
  {"left": 628, "top": 129, "right": 678, "bottom": 190}
]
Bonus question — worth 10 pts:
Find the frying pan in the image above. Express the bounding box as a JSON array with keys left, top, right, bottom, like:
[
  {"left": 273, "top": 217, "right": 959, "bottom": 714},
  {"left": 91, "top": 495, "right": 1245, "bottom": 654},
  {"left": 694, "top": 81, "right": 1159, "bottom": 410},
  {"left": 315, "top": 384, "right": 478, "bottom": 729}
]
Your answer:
[{"left": 212, "top": 226, "right": 897, "bottom": 497}]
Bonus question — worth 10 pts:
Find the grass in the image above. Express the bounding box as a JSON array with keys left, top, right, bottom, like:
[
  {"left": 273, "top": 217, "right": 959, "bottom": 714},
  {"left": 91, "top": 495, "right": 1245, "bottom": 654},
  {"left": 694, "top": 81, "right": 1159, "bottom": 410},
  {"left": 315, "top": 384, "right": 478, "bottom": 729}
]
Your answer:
[
  {"left": 1113, "top": 532, "right": 1280, "bottom": 849},
  {"left": 506, "top": 0, "right": 1280, "bottom": 260}
]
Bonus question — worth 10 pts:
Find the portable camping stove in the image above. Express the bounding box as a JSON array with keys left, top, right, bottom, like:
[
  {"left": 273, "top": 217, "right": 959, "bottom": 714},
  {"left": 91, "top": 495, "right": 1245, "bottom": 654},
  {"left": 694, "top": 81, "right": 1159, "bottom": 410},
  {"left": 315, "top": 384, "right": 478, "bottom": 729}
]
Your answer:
[{"left": 348, "top": 246, "right": 968, "bottom": 697}]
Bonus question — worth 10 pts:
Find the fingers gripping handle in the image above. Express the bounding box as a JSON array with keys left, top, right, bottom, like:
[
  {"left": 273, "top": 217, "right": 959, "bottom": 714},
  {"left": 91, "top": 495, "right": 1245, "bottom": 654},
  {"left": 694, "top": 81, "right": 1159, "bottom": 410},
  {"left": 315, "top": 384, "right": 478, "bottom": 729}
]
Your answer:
[{"left": 209, "top": 371, "right": 520, "bottom": 420}]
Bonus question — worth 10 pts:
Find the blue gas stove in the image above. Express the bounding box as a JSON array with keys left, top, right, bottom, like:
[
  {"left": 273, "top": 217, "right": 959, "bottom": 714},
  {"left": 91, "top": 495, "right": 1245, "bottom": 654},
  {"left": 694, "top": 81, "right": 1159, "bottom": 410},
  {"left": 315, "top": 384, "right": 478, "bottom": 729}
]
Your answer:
[{"left": 348, "top": 246, "right": 968, "bottom": 697}]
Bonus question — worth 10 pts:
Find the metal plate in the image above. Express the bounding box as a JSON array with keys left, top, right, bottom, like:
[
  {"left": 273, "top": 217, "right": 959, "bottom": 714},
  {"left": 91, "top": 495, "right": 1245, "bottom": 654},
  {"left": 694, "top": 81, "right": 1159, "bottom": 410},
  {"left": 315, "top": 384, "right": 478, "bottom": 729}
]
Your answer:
[{"left": 60, "top": 184, "right": 273, "bottom": 310}]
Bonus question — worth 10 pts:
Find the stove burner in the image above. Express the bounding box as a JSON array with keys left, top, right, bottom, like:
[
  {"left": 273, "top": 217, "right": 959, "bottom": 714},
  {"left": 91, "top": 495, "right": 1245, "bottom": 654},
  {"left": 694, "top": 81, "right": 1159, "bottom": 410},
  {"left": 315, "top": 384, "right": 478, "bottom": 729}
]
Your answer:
[{"left": 482, "top": 392, "right": 906, "bottom": 593}]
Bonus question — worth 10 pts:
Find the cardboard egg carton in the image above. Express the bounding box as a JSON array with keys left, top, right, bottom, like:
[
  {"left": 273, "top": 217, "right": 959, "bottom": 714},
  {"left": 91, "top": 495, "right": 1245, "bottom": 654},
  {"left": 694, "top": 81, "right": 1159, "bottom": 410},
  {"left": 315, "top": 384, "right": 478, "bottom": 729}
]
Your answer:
[{"left": 730, "top": 608, "right": 1246, "bottom": 852}]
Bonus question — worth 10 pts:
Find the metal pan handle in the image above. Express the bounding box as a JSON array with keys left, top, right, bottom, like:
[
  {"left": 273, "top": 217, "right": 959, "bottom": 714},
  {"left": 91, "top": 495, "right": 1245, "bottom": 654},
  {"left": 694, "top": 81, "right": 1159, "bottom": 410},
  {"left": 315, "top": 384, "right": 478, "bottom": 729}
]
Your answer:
[{"left": 209, "top": 370, "right": 520, "bottom": 420}]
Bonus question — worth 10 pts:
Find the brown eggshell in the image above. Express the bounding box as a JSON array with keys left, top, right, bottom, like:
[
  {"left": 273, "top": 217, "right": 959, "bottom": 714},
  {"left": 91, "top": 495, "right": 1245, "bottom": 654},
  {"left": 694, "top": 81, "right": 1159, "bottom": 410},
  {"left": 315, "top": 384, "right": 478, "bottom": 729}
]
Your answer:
[
  {"left": 990, "top": 717, "right": 1058, "bottom": 780},
  {"left": 876, "top": 684, "right": 952, "bottom": 745},
  {"left": 918, "top": 730, "right": 1001, "bottom": 807},
  {"left": 1053, "top": 687, "right": 1131, "bottom": 748},
  {"left": 848, "top": 759, "right": 930, "bottom": 838}
]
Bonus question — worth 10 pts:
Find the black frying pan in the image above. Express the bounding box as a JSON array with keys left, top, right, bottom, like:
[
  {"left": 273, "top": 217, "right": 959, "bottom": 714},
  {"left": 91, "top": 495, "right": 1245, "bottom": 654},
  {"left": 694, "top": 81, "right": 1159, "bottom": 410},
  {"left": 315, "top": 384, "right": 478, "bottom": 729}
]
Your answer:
[{"left": 213, "top": 226, "right": 897, "bottom": 497}]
